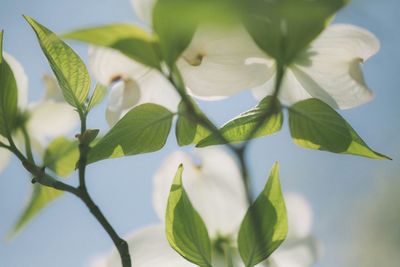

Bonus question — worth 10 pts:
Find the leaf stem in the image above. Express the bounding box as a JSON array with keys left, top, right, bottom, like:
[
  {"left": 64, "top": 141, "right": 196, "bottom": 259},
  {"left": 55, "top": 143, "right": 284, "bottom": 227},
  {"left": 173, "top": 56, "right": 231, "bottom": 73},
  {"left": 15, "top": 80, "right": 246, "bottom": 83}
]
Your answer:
[
  {"left": 76, "top": 113, "right": 132, "bottom": 267},
  {"left": 21, "top": 125, "right": 34, "bottom": 163}
]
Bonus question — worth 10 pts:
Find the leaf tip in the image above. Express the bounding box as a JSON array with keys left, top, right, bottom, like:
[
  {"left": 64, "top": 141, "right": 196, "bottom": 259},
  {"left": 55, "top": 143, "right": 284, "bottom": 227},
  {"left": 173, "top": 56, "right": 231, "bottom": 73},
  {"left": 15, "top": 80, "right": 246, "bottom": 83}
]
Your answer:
[{"left": 172, "top": 164, "right": 184, "bottom": 186}]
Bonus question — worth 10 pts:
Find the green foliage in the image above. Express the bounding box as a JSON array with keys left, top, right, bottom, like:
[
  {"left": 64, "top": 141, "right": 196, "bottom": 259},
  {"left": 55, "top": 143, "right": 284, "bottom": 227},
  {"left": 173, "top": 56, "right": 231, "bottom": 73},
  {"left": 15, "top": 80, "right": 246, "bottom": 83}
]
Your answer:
[
  {"left": 176, "top": 106, "right": 197, "bottom": 146},
  {"left": 24, "top": 16, "right": 90, "bottom": 110},
  {"left": 166, "top": 165, "right": 213, "bottom": 267},
  {"left": 43, "top": 137, "right": 79, "bottom": 177},
  {"left": 0, "top": 31, "right": 19, "bottom": 136},
  {"left": 197, "top": 97, "right": 283, "bottom": 147},
  {"left": 289, "top": 98, "right": 390, "bottom": 159},
  {"left": 152, "top": 0, "right": 198, "bottom": 66},
  {"left": 88, "top": 104, "right": 173, "bottom": 164},
  {"left": 241, "top": 0, "right": 348, "bottom": 64},
  {"left": 10, "top": 184, "right": 63, "bottom": 237},
  {"left": 238, "top": 163, "right": 288, "bottom": 267},
  {"left": 88, "top": 84, "right": 107, "bottom": 111},
  {"left": 175, "top": 101, "right": 211, "bottom": 146},
  {"left": 63, "top": 24, "right": 161, "bottom": 69}
]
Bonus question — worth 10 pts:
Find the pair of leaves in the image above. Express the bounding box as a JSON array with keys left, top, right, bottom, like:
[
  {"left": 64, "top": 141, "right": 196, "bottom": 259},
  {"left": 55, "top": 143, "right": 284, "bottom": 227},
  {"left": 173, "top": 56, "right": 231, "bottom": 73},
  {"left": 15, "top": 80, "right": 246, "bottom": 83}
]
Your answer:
[
  {"left": 0, "top": 31, "right": 19, "bottom": 137},
  {"left": 166, "top": 163, "right": 287, "bottom": 267},
  {"left": 190, "top": 95, "right": 387, "bottom": 160},
  {"left": 288, "top": 98, "right": 390, "bottom": 160},
  {"left": 25, "top": 16, "right": 90, "bottom": 111},
  {"left": 241, "top": 0, "right": 348, "bottom": 64}
]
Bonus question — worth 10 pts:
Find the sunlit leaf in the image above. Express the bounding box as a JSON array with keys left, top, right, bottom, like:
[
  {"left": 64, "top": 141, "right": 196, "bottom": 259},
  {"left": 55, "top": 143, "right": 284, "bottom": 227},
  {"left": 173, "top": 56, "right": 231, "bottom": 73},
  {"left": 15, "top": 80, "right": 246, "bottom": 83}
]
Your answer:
[
  {"left": 88, "top": 104, "right": 173, "bottom": 164},
  {"left": 166, "top": 164, "right": 213, "bottom": 267},
  {"left": 197, "top": 97, "right": 283, "bottom": 147},
  {"left": 24, "top": 16, "right": 90, "bottom": 109},
  {"left": 63, "top": 24, "right": 161, "bottom": 69},
  {"left": 289, "top": 98, "right": 390, "bottom": 159},
  {"left": 238, "top": 163, "right": 287, "bottom": 267},
  {"left": 88, "top": 84, "right": 107, "bottom": 110},
  {"left": 43, "top": 137, "right": 79, "bottom": 177},
  {"left": 0, "top": 31, "right": 18, "bottom": 136}
]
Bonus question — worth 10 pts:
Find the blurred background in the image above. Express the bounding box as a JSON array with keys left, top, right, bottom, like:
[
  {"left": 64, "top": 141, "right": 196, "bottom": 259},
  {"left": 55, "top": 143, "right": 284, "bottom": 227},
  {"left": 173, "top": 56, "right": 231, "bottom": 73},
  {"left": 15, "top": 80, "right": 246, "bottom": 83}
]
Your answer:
[{"left": 0, "top": 0, "right": 399, "bottom": 266}]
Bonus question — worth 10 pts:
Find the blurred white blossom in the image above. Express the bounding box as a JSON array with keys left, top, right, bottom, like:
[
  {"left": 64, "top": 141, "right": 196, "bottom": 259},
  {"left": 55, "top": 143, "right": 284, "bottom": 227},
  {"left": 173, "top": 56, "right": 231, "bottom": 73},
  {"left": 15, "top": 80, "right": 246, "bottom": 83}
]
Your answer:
[
  {"left": 0, "top": 53, "right": 79, "bottom": 173},
  {"left": 91, "top": 148, "right": 319, "bottom": 267}
]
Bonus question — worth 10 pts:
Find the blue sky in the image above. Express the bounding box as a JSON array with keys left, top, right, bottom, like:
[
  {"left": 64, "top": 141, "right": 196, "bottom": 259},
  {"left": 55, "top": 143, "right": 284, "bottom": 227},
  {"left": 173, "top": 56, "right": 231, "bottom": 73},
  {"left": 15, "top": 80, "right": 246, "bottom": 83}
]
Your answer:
[{"left": 0, "top": 0, "right": 399, "bottom": 266}]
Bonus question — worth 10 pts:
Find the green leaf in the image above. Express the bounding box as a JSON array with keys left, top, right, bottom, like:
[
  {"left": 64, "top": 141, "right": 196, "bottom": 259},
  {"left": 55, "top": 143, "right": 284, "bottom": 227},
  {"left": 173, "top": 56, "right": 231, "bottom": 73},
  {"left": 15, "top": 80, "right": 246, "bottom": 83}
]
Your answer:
[
  {"left": 43, "top": 137, "right": 79, "bottom": 177},
  {"left": 0, "top": 31, "right": 19, "bottom": 136},
  {"left": 197, "top": 97, "right": 283, "bottom": 147},
  {"left": 24, "top": 16, "right": 90, "bottom": 109},
  {"left": 175, "top": 101, "right": 212, "bottom": 147},
  {"left": 88, "top": 103, "right": 173, "bottom": 164},
  {"left": 166, "top": 165, "right": 213, "bottom": 267},
  {"left": 63, "top": 24, "right": 161, "bottom": 69},
  {"left": 88, "top": 84, "right": 107, "bottom": 110},
  {"left": 289, "top": 98, "right": 390, "bottom": 159},
  {"left": 238, "top": 163, "right": 288, "bottom": 267},
  {"left": 241, "top": 0, "right": 348, "bottom": 64},
  {"left": 153, "top": 0, "right": 198, "bottom": 66},
  {"left": 176, "top": 113, "right": 197, "bottom": 147},
  {"left": 9, "top": 184, "right": 63, "bottom": 237}
]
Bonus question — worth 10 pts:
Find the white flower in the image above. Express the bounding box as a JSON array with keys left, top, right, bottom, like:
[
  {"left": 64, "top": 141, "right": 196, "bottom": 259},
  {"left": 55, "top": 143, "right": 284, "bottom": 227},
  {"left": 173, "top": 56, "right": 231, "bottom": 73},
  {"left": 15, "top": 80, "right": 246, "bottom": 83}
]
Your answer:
[
  {"left": 176, "top": 24, "right": 270, "bottom": 100},
  {"left": 133, "top": 0, "right": 269, "bottom": 99},
  {"left": 252, "top": 24, "right": 380, "bottom": 109},
  {"left": 0, "top": 53, "right": 79, "bottom": 173},
  {"left": 88, "top": 46, "right": 180, "bottom": 127},
  {"left": 89, "top": 1, "right": 269, "bottom": 120},
  {"left": 90, "top": 148, "right": 319, "bottom": 267}
]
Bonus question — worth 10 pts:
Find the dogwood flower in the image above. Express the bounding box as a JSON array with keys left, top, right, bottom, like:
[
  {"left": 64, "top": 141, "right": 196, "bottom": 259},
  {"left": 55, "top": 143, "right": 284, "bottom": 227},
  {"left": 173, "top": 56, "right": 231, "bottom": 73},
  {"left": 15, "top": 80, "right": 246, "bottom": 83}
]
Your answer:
[
  {"left": 90, "top": 148, "right": 319, "bottom": 267},
  {"left": 88, "top": 46, "right": 180, "bottom": 127},
  {"left": 131, "top": 0, "right": 270, "bottom": 100},
  {"left": 252, "top": 24, "right": 380, "bottom": 109},
  {"left": 0, "top": 53, "right": 79, "bottom": 173},
  {"left": 89, "top": 1, "right": 269, "bottom": 122}
]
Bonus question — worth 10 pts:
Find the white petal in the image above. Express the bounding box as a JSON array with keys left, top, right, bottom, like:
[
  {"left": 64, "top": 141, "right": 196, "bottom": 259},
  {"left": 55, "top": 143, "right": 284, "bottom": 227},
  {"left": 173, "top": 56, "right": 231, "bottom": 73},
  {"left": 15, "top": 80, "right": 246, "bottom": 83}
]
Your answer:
[
  {"left": 293, "top": 24, "right": 379, "bottom": 109},
  {"left": 91, "top": 225, "right": 195, "bottom": 267},
  {"left": 0, "top": 145, "right": 12, "bottom": 173},
  {"left": 42, "top": 74, "right": 64, "bottom": 102},
  {"left": 89, "top": 46, "right": 149, "bottom": 86},
  {"left": 27, "top": 101, "right": 79, "bottom": 141},
  {"left": 135, "top": 70, "right": 180, "bottom": 112},
  {"left": 91, "top": 46, "right": 180, "bottom": 127},
  {"left": 153, "top": 147, "right": 248, "bottom": 238},
  {"left": 177, "top": 25, "right": 272, "bottom": 100},
  {"left": 131, "top": 0, "right": 156, "bottom": 25},
  {"left": 105, "top": 80, "right": 141, "bottom": 127},
  {"left": 285, "top": 193, "right": 313, "bottom": 240},
  {"left": 3, "top": 53, "right": 28, "bottom": 109},
  {"left": 252, "top": 68, "right": 313, "bottom": 106},
  {"left": 270, "top": 237, "right": 320, "bottom": 267}
]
